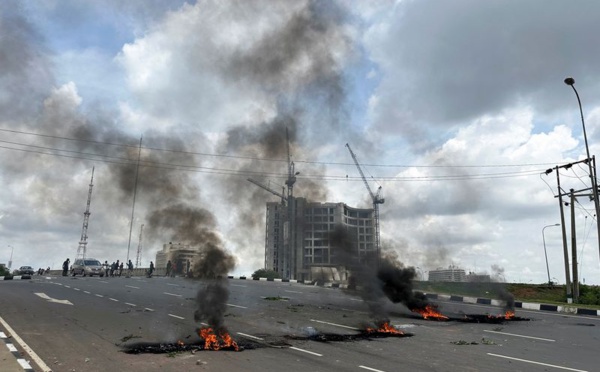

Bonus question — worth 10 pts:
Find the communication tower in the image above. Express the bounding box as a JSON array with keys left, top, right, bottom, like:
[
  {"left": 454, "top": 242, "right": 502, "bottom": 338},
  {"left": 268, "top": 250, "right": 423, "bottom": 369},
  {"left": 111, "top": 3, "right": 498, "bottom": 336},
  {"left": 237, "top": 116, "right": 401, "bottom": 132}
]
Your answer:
[
  {"left": 135, "top": 224, "right": 144, "bottom": 268},
  {"left": 76, "top": 167, "right": 95, "bottom": 261}
]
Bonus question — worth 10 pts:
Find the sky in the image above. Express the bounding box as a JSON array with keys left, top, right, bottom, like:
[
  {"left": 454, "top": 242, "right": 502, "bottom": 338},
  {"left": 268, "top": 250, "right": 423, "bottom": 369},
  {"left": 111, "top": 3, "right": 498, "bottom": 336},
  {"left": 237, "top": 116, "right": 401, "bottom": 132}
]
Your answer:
[{"left": 2, "top": 0, "right": 600, "bottom": 285}]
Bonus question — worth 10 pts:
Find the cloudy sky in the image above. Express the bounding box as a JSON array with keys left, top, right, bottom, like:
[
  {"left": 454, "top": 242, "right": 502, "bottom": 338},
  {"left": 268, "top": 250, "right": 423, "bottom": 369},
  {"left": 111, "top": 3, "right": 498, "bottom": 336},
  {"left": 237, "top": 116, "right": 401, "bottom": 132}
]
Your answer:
[{"left": 2, "top": 0, "right": 600, "bottom": 285}]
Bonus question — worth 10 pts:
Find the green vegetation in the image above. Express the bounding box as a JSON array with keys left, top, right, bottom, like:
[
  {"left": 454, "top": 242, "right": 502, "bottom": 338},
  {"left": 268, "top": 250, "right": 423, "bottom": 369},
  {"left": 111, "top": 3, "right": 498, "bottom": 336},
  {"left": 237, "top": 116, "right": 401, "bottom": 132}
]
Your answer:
[
  {"left": 251, "top": 269, "right": 280, "bottom": 280},
  {"left": 413, "top": 281, "right": 600, "bottom": 307}
]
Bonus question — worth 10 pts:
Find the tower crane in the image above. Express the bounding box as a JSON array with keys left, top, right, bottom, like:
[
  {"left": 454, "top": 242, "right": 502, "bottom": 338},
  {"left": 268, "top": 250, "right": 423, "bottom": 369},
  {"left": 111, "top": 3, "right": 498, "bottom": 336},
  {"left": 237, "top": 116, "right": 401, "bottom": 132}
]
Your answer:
[
  {"left": 76, "top": 167, "right": 95, "bottom": 261},
  {"left": 247, "top": 178, "right": 287, "bottom": 205},
  {"left": 345, "top": 143, "right": 384, "bottom": 267}
]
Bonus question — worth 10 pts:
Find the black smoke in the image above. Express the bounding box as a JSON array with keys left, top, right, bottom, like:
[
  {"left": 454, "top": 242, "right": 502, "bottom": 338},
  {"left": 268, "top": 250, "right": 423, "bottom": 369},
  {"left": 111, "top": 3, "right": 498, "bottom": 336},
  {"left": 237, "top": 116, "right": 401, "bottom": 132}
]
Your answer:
[
  {"left": 193, "top": 244, "right": 236, "bottom": 332},
  {"left": 330, "top": 225, "right": 432, "bottom": 322}
]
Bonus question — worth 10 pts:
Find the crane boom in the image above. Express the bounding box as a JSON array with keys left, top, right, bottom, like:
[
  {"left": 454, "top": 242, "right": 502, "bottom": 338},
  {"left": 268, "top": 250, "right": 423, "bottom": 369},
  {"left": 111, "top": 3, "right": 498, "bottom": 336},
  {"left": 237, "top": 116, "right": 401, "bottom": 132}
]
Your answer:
[
  {"left": 247, "top": 178, "right": 287, "bottom": 205},
  {"left": 346, "top": 143, "right": 384, "bottom": 267}
]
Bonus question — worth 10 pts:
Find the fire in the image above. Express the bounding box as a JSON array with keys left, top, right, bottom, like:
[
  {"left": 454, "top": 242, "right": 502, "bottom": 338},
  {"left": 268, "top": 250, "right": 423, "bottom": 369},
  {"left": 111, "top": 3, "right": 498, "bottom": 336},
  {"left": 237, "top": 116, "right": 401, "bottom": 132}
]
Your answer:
[
  {"left": 504, "top": 310, "right": 515, "bottom": 319},
  {"left": 198, "top": 327, "right": 239, "bottom": 351},
  {"left": 412, "top": 304, "right": 449, "bottom": 320},
  {"left": 366, "top": 321, "right": 404, "bottom": 334}
]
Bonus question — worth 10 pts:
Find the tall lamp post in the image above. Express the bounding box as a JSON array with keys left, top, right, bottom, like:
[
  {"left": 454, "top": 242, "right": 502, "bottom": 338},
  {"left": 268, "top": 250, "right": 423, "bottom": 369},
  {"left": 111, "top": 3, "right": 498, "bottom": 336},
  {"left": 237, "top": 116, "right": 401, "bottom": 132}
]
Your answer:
[
  {"left": 542, "top": 224, "right": 560, "bottom": 284},
  {"left": 8, "top": 245, "right": 14, "bottom": 270},
  {"left": 564, "top": 77, "right": 600, "bottom": 260}
]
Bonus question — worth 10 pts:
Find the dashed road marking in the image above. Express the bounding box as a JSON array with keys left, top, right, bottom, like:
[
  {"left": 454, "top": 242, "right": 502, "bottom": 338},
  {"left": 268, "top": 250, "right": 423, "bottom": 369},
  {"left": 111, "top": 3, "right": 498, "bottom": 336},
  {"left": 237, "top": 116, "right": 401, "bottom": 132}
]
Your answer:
[
  {"left": 484, "top": 330, "right": 555, "bottom": 342},
  {"left": 125, "top": 285, "right": 140, "bottom": 289},
  {"left": 227, "top": 303, "right": 247, "bottom": 309},
  {"left": 84, "top": 291, "right": 91, "bottom": 294},
  {"left": 237, "top": 332, "right": 263, "bottom": 340},
  {"left": 0, "top": 315, "right": 51, "bottom": 371},
  {"left": 285, "top": 290, "right": 303, "bottom": 294},
  {"left": 359, "top": 366, "right": 386, "bottom": 372},
  {"left": 109, "top": 298, "right": 119, "bottom": 302},
  {"left": 487, "top": 353, "right": 588, "bottom": 372},
  {"left": 310, "top": 319, "right": 359, "bottom": 330},
  {"left": 289, "top": 346, "right": 322, "bottom": 356},
  {"left": 125, "top": 303, "right": 137, "bottom": 307},
  {"left": 168, "top": 314, "right": 185, "bottom": 320},
  {"left": 95, "top": 294, "right": 104, "bottom": 298},
  {"left": 164, "top": 292, "right": 182, "bottom": 297},
  {"left": 145, "top": 308, "right": 154, "bottom": 312}
]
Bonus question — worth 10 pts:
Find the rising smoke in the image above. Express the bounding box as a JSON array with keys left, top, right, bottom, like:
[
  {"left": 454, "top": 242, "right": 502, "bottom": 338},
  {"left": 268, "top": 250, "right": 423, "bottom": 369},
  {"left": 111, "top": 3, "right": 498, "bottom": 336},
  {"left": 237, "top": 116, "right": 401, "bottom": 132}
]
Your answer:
[{"left": 330, "top": 225, "right": 431, "bottom": 324}]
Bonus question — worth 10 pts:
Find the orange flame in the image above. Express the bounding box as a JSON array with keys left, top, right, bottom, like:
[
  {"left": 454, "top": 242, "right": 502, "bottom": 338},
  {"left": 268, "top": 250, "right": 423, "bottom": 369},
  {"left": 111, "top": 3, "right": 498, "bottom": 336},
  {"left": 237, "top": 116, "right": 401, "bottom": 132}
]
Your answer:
[
  {"left": 504, "top": 310, "right": 515, "bottom": 319},
  {"left": 366, "top": 321, "right": 404, "bottom": 334},
  {"left": 412, "top": 304, "right": 449, "bottom": 320},
  {"left": 198, "top": 327, "right": 239, "bottom": 351}
]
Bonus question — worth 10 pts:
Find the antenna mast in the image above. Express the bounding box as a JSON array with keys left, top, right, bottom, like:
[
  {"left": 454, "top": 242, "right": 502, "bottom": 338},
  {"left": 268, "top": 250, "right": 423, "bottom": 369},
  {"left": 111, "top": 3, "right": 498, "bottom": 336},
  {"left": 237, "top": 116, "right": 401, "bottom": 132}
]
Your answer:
[
  {"left": 76, "top": 167, "right": 95, "bottom": 261},
  {"left": 135, "top": 224, "right": 144, "bottom": 268}
]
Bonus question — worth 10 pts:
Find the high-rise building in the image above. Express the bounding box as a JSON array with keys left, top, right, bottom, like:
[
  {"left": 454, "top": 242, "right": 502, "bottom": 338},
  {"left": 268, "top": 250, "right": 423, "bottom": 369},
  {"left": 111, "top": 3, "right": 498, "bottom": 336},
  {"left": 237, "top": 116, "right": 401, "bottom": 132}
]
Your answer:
[
  {"left": 265, "top": 197, "right": 376, "bottom": 281},
  {"left": 156, "top": 242, "right": 204, "bottom": 275},
  {"left": 428, "top": 266, "right": 466, "bottom": 282}
]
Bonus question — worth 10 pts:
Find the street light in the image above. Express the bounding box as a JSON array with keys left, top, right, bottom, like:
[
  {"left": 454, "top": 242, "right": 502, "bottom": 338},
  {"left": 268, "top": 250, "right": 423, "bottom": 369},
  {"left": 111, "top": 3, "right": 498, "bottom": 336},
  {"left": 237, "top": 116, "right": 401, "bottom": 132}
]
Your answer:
[
  {"left": 564, "top": 77, "right": 600, "bottom": 260},
  {"left": 542, "top": 224, "right": 560, "bottom": 284},
  {"left": 7, "top": 245, "right": 13, "bottom": 270}
]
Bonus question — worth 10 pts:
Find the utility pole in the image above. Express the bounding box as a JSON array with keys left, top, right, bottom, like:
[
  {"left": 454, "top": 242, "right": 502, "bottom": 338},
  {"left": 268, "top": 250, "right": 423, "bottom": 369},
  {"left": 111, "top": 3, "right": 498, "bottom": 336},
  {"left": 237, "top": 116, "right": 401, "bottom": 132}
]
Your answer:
[
  {"left": 285, "top": 128, "right": 298, "bottom": 280},
  {"left": 126, "top": 136, "right": 142, "bottom": 264},
  {"left": 555, "top": 166, "right": 572, "bottom": 302},
  {"left": 570, "top": 189, "right": 579, "bottom": 302},
  {"left": 76, "top": 167, "right": 95, "bottom": 262}
]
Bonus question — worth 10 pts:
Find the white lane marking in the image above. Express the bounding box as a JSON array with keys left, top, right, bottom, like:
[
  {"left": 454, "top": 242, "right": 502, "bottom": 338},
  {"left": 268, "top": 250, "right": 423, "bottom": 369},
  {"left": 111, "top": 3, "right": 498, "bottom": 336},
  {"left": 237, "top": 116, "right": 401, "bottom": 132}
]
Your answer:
[
  {"left": 163, "top": 292, "right": 182, "bottom": 297},
  {"left": 145, "top": 308, "right": 154, "bottom": 312},
  {"left": 200, "top": 322, "right": 208, "bottom": 326},
  {"left": 0, "top": 315, "right": 52, "bottom": 372},
  {"left": 487, "top": 353, "right": 588, "bottom": 372},
  {"left": 109, "top": 298, "right": 119, "bottom": 302},
  {"left": 99, "top": 281, "right": 109, "bottom": 284},
  {"left": 7, "top": 343, "right": 17, "bottom": 352},
  {"left": 166, "top": 283, "right": 179, "bottom": 287},
  {"left": 349, "top": 298, "right": 363, "bottom": 302},
  {"left": 237, "top": 332, "right": 264, "bottom": 340},
  {"left": 125, "top": 303, "right": 137, "bottom": 307},
  {"left": 226, "top": 303, "right": 247, "bottom": 309},
  {"left": 310, "top": 319, "right": 359, "bottom": 330},
  {"left": 64, "top": 285, "right": 70, "bottom": 288},
  {"left": 0, "top": 332, "right": 6, "bottom": 338},
  {"left": 231, "top": 284, "right": 247, "bottom": 287},
  {"left": 284, "top": 290, "right": 303, "bottom": 294},
  {"left": 95, "top": 294, "right": 104, "bottom": 298},
  {"left": 125, "top": 285, "right": 140, "bottom": 289},
  {"left": 289, "top": 346, "right": 322, "bottom": 356},
  {"left": 484, "top": 330, "right": 555, "bottom": 342},
  {"left": 83, "top": 291, "right": 91, "bottom": 294},
  {"left": 17, "top": 358, "right": 33, "bottom": 369},
  {"left": 168, "top": 314, "right": 185, "bottom": 320},
  {"left": 73, "top": 288, "right": 80, "bottom": 291},
  {"left": 34, "top": 293, "right": 73, "bottom": 305},
  {"left": 359, "top": 366, "right": 386, "bottom": 372}
]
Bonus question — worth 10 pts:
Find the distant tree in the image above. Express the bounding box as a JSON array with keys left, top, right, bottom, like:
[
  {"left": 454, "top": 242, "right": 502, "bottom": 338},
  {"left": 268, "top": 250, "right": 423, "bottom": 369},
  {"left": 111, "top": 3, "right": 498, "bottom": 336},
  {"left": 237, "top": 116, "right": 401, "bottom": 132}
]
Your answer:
[{"left": 251, "top": 269, "right": 280, "bottom": 280}]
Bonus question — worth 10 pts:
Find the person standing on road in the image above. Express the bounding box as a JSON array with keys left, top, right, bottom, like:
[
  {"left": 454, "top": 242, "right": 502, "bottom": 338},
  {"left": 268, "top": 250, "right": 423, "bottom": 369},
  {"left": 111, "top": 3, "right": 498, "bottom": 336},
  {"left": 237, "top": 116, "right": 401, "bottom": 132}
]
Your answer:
[
  {"left": 62, "top": 258, "right": 70, "bottom": 276},
  {"left": 127, "top": 260, "right": 133, "bottom": 277},
  {"left": 147, "top": 261, "right": 154, "bottom": 277},
  {"left": 118, "top": 262, "right": 124, "bottom": 277},
  {"left": 103, "top": 261, "right": 110, "bottom": 277},
  {"left": 166, "top": 260, "right": 172, "bottom": 277}
]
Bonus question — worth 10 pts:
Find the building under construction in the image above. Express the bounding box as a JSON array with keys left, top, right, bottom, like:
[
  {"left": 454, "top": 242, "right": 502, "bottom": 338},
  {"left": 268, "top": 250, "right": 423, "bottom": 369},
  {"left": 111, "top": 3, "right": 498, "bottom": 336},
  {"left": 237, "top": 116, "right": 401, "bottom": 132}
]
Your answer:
[
  {"left": 155, "top": 242, "right": 204, "bottom": 275},
  {"left": 264, "top": 198, "right": 376, "bottom": 281}
]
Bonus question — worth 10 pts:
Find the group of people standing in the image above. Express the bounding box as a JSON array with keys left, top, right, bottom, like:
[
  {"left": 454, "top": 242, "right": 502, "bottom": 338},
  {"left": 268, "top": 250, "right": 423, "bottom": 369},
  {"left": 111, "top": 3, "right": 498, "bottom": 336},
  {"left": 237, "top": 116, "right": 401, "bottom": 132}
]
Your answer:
[{"left": 102, "top": 260, "right": 134, "bottom": 277}]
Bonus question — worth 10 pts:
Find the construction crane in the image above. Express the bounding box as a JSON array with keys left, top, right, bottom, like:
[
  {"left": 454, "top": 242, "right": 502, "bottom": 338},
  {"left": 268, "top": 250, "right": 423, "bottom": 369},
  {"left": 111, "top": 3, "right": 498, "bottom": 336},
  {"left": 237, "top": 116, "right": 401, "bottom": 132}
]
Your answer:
[
  {"left": 76, "top": 167, "right": 95, "bottom": 261},
  {"left": 135, "top": 224, "right": 144, "bottom": 268},
  {"left": 247, "top": 178, "right": 287, "bottom": 205},
  {"left": 345, "top": 143, "right": 384, "bottom": 267}
]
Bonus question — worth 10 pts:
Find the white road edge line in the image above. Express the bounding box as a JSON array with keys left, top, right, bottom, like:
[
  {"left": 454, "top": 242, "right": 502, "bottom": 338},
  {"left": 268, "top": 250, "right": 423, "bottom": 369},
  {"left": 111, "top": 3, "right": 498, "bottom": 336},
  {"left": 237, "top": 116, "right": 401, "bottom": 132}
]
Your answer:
[
  {"left": 359, "top": 366, "right": 386, "bottom": 372},
  {"left": 289, "top": 346, "right": 322, "bottom": 356},
  {"left": 168, "top": 314, "right": 185, "bottom": 320},
  {"left": 487, "top": 353, "right": 588, "bottom": 372},
  {"left": 237, "top": 332, "right": 264, "bottom": 340},
  {"left": 310, "top": 319, "right": 360, "bottom": 330},
  {"left": 484, "top": 330, "right": 555, "bottom": 342},
  {"left": 0, "top": 315, "right": 52, "bottom": 372}
]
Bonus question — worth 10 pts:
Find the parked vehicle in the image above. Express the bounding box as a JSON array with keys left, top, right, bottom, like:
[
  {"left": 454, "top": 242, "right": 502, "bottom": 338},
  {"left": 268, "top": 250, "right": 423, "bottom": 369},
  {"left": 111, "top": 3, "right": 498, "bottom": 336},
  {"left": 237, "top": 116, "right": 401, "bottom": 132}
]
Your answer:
[
  {"left": 18, "top": 266, "right": 34, "bottom": 275},
  {"left": 71, "top": 259, "right": 104, "bottom": 277}
]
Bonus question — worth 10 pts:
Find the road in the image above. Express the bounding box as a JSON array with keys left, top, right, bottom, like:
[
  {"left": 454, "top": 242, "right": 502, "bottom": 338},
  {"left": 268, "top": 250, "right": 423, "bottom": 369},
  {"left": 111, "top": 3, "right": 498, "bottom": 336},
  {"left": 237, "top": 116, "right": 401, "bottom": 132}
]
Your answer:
[{"left": 0, "top": 275, "right": 597, "bottom": 372}]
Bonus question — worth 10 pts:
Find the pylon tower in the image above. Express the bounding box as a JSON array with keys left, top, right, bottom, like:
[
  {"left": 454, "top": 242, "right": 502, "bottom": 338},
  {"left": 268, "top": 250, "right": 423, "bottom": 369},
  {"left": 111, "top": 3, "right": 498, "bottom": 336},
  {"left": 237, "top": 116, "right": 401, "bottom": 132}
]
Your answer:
[
  {"left": 76, "top": 167, "right": 95, "bottom": 261},
  {"left": 135, "top": 224, "right": 144, "bottom": 268}
]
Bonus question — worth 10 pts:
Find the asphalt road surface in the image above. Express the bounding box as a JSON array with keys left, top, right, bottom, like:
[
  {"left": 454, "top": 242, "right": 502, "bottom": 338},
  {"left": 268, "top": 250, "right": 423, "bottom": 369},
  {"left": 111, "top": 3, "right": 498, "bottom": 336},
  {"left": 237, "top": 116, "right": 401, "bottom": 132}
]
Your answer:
[{"left": 0, "top": 276, "right": 597, "bottom": 372}]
